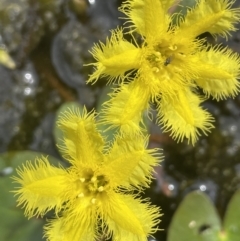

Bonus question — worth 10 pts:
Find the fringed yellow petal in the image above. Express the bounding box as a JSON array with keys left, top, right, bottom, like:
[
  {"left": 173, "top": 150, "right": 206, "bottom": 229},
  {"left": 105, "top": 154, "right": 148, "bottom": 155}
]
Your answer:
[
  {"left": 144, "top": 0, "right": 171, "bottom": 39},
  {"left": 103, "top": 134, "right": 161, "bottom": 189},
  {"left": 44, "top": 204, "right": 97, "bottom": 241},
  {"left": 119, "top": 0, "right": 145, "bottom": 35},
  {"left": 138, "top": 63, "right": 164, "bottom": 100},
  {"left": 157, "top": 88, "right": 215, "bottom": 145},
  {"left": 120, "top": 0, "right": 171, "bottom": 38},
  {"left": 99, "top": 82, "right": 150, "bottom": 134},
  {"left": 178, "top": 0, "right": 240, "bottom": 38},
  {"left": 13, "top": 157, "right": 69, "bottom": 218},
  {"left": 103, "top": 193, "right": 161, "bottom": 241},
  {"left": 102, "top": 193, "right": 145, "bottom": 236},
  {"left": 44, "top": 218, "right": 64, "bottom": 241},
  {"left": 195, "top": 46, "right": 240, "bottom": 100},
  {"left": 87, "top": 29, "right": 140, "bottom": 84},
  {"left": 57, "top": 107, "right": 104, "bottom": 166}
]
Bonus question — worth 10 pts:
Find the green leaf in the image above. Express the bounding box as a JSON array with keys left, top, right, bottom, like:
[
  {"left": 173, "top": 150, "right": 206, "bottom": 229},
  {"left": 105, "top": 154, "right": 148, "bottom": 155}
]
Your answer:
[
  {"left": 0, "top": 150, "right": 62, "bottom": 170},
  {"left": 53, "top": 101, "right": 84, "bottom": 156},
  {"left": 0, "top": 208, "right": 44, "bottom": 241},
  {"left": 223, "top": 190, "right": 240, "bottom": 241},
  {"left": 167, "top": 191, "right": 221, "bottom": 241}
]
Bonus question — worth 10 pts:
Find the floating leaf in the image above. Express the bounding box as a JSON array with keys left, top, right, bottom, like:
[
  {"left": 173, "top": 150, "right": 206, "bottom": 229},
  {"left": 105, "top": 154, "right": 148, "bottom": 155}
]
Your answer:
[
  {"left": 223, "top": 190, "right": 240, "bottom": 241},
  {"left": 167, "top": 191, "right": 221, "bottom": 241}
]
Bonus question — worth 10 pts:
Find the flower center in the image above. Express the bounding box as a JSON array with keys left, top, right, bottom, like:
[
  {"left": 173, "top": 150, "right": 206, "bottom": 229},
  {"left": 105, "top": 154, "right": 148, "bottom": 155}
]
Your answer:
[
  {"left": 146, "top": 43, "right": 179, "bottom": 73},
  {"left": 76, "top": 169, "right": 109, "bottom": 204}
]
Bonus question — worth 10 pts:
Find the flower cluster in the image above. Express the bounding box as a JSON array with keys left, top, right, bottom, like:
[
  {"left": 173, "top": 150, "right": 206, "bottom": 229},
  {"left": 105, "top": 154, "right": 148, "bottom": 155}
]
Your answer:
[
  {"left": 88, "top": 0, "right": 240, "bottom": 145},
  {"left": 13, "top": 0, "right": 240, "bottom": 240},
  {"left": 13, "top": 108, "right": 161, "bottom": 241}
]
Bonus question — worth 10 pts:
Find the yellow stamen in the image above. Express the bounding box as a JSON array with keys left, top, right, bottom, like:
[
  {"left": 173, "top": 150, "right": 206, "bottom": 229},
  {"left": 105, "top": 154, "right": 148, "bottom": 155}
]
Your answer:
[
  {"left": 91, "top": 177, "right": 97, "bottom": 182},
  {"left": 77, "top": 193, "right": 84, "bottom": 198},
  {"left": 98, "top": 186, "right": 104, "bottom": 192},
  {"left": 79, "top": 178, "right": 85, "bottom": 183}
]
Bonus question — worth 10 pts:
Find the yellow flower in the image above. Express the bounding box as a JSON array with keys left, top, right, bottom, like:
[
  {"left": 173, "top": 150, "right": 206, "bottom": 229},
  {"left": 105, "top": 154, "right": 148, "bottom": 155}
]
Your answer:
[
  {"left": 13, "top": 108, "right": 161, "bottom": 241},
  {"left": 87, "top": 0, "right": 240, "bottom": 145}
]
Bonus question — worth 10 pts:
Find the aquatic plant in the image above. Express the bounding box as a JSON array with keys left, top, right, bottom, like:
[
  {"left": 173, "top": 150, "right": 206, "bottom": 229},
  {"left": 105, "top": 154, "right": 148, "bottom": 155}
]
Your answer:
[
  {"left": 11, "top": 0, "right": 240, "bottom": 240},
  {"left": 88, "top": 0, "right": 240, "bottom": 145},
  {"left": 13, "top": 108, "right": 161, "bottom": 241}
]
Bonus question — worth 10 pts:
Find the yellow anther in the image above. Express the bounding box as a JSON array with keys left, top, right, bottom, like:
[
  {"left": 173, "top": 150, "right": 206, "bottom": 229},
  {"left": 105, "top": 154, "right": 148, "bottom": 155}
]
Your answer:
[
  {"left": 154, "top": 52, "right": 161, "bottom": 62},
  {"left": 98, "top": 186, "right": 104, "bottom": 192},
  {"left": 169, "top": 45, "right": 177, "bottom": 50},
  {"left": 79, "top": 178, "right": 85, "bottom": 183},
  {"left": 91, "top": 176, "right": 97, "bottom": 182},
  {"left": 152, "top": 67, "right": 159, "bottom": 73},
  {"left": 91, "top": 198, "right": 96, "bottom": 204},
  {"left": 77, "top": 193, "right": 84, "bottom": 198}
]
